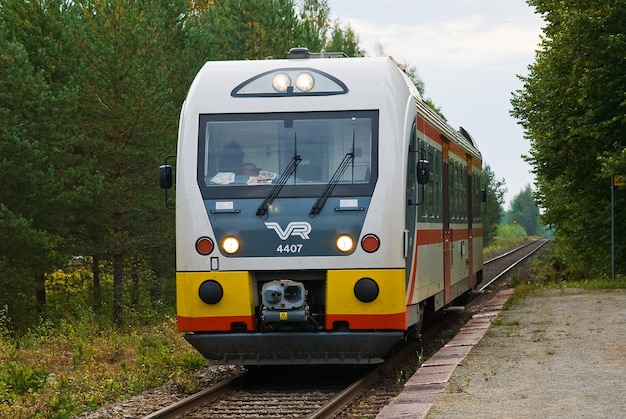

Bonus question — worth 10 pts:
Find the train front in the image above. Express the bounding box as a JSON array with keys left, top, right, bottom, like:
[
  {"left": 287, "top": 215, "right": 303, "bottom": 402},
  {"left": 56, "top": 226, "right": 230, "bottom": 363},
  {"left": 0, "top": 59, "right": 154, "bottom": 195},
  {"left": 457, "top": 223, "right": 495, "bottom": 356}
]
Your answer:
[{"left": 174, "top": 56, "right": 411, "bottom": 365}]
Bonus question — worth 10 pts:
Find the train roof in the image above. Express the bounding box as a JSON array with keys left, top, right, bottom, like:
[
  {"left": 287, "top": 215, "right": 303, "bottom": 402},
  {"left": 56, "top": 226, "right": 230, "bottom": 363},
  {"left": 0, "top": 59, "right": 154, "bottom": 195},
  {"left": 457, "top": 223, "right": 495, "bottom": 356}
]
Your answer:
[{"left": 186, "top": 52, "right": 481, "bottom": 160}]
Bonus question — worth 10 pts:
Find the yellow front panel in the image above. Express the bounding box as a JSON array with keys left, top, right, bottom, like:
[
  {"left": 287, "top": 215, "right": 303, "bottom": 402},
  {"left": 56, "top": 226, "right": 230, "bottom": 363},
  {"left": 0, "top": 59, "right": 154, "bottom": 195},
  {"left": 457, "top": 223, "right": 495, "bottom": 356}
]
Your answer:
[
  {"left": 326, "top": 269, "right": 406, "bottom": 315},
  {"left": 176, "top": 271, "right": 255, "bottom": 318}
]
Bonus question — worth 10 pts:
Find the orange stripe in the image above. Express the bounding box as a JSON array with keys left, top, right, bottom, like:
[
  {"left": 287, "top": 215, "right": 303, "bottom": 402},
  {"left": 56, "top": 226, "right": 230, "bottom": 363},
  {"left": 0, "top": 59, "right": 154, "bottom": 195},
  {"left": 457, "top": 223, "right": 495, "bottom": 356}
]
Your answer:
[
  {"left": 417, "top": 115, "right": 482, "bottom": 164},
  {"left": 407, "top": 237, "right": 419, "bottom": 306},
  {"left": 178, "top": 315, "right": 255, "bottom": 332},
  {"left": 451, "top": 229, "right": 470, "bottom": 241},
  {"left": 417, "top": 115, "right": 442, "bottom": 143},
  {"left": 326, "top": 313, "right": 405, "bottom": 330},
  {"left": 416, "top": 228, "right": 443, "bottom": 246}
]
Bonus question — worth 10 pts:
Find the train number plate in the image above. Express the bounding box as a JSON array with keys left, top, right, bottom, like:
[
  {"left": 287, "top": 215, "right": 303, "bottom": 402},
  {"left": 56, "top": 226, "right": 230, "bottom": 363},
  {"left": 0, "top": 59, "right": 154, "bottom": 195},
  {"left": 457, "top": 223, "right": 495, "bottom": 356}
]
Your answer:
[{"left": 276, "top": 244, "right": 303, "bottom": 253}]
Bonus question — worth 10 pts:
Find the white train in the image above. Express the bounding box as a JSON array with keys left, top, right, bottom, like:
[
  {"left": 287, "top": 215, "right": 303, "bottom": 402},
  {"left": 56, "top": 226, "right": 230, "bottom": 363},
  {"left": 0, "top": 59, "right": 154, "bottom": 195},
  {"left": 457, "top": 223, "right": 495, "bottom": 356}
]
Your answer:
[{"left": 160, "top": 48, "right": 483, "bottom": 365}]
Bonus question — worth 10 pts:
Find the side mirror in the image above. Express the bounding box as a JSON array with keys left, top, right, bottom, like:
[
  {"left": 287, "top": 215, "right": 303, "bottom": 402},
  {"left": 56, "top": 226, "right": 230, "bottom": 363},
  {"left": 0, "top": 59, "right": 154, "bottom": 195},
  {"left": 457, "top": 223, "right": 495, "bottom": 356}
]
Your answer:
[
  {"left": 417, "top": 159, "right": 430, "bottom": 185},
  {"left": 159, "top": 165, "right": 172, "bottom": 189},
  {"left": 481, "top": 189, "right": 487, "bottom": 203}
]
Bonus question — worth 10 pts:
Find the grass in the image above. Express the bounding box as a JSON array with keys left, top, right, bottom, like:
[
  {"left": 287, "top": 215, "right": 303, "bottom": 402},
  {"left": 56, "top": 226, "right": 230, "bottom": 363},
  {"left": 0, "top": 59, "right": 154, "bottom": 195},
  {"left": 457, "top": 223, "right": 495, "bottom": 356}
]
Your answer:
[
  {"left": 0, "top": 266, "right": 208, "bottom": 419},
  {"left": 0, "top": 310, "right": 207, "bottom": 418}
]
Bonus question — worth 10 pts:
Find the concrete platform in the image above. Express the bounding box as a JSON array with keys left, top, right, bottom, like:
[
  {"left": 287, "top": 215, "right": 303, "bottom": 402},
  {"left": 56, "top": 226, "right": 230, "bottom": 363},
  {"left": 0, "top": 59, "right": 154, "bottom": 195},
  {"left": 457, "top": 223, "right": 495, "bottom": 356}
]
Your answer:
[
  {"left": 377, "top": 289, "right": 513, "bottom": 418},
  {"left": 378, "top": 288, "right": 626, "bottom": 418}
]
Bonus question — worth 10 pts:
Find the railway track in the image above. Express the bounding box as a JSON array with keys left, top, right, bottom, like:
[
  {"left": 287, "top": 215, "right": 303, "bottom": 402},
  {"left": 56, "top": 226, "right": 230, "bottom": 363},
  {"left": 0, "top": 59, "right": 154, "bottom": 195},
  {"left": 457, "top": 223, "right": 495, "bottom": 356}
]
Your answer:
[{"left": 142, "top": 239, "right": 547, "bottom": 419}]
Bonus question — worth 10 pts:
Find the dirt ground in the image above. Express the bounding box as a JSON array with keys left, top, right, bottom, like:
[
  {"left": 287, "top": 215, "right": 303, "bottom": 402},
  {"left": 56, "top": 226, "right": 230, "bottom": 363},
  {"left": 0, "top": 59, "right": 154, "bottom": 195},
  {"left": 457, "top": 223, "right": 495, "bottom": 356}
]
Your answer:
[{"left": 426, "top": 288, "right": 626, "bottom": 418}]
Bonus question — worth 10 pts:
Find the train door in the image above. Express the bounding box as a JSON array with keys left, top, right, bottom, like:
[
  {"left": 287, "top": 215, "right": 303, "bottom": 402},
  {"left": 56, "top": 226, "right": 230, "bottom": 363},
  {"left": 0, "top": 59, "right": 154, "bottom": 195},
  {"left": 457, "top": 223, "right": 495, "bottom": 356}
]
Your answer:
[
  {"left": 405, "top": 121, "right": 418, "bottom": 301},
  {"left": 441, "top": 138, "right": 451, "bottom": 303},
  {"left": 466, "top": 155, "right": 475, "bottom": 288}
]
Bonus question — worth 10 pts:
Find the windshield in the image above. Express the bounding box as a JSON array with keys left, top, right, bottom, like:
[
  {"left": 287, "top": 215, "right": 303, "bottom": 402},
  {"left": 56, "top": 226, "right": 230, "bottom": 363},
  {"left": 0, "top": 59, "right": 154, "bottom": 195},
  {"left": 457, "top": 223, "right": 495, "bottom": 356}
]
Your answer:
[{"left": 197, "top": 111, "right": 378, "bottom": 199}]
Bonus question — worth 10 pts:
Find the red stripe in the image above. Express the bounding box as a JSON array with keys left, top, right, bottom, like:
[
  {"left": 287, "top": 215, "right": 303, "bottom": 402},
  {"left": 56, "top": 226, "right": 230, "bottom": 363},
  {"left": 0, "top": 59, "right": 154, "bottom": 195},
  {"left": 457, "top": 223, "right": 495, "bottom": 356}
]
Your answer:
[
  {"left": 407, "top": 234, "right": 419, "bottom": 305},
  {"left": 416, "top": 229, "right": 443, "bottom": 246},
  {"left": 178, "top": 315, "right": 255, "bottom": 332},
  {"left": 326, "top": 313, "right": 405, "bottom": 330},
  {"left": 417, "top": 115, "right": 481, "bottom": 166}
]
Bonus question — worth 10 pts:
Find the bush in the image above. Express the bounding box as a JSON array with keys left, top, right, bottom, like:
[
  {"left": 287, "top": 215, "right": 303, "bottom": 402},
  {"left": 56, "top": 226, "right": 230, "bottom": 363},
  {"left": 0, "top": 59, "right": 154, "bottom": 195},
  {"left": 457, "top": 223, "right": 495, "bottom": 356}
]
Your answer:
[{"left": 0, "top": 308, "right": 206, "bottom": 417}]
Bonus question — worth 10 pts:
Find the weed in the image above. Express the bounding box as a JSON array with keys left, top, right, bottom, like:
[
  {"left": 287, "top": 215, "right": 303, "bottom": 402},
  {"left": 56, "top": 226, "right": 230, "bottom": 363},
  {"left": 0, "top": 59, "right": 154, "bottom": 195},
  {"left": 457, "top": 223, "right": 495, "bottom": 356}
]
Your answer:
[
  {"left": 0, "top": 361, "right": 49, "bottom": 396},
  {"left": 446, "top": 383, "right": 466, "bottom": 393},
  {"left": 483, "top": 370, "right": 497, "bottom": 381},
  {"left": 491, "top": 316, "right": 504, "bottom": 326},
  {"left": 416, "top": 348, "right": 426, "bottom": 366}
]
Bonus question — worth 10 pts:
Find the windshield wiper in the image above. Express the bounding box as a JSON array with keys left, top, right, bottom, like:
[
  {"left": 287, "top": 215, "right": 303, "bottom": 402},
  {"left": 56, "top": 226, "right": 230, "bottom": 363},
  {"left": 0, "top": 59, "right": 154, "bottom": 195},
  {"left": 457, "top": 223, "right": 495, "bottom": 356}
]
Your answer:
[
  {"left": 309, "top": 151, "right": 354, "bottom": 217},
  {"left": 256, "top": 136, "right": 302, "bottom": 217}
]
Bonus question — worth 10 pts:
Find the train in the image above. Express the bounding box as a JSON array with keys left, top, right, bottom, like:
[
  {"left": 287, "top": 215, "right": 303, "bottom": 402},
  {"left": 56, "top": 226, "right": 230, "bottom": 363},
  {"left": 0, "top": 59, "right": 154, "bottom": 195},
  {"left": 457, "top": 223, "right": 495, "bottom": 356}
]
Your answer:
[{"left": 160, "top": 48, "right": 483, "bottom": 366}]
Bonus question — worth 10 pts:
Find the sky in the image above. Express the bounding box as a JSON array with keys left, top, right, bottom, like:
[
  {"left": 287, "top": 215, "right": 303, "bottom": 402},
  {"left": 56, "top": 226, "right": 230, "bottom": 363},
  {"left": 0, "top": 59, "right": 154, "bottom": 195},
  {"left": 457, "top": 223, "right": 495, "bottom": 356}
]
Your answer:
[{"left": 325, "top": 0, "right": 545, "bottom": 207}]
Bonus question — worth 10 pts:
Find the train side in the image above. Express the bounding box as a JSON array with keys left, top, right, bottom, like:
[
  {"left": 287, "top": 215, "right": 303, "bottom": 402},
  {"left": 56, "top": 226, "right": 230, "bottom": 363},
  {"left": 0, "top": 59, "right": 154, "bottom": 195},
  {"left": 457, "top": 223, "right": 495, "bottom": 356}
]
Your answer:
[{"left": 167, "top": 53, "right": 482, "bottom": 365}]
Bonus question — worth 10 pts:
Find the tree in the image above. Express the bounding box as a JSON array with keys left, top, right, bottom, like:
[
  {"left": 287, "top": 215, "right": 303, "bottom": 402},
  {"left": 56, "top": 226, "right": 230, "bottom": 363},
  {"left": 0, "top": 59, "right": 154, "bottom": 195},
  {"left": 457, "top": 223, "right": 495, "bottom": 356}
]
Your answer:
[
  {"left": 204, "top": 0, "right": 299, "bottom": 60},
  {"left": 325, "top": 20, "right": 364, "bottom": 56},
  {"left": 294, "top": 0, "right": 330, "bottom": 52},
  {"left": 511, "top": 0, "right": 626, "bottom": 277},
  {"left": 507, "top": 185, "right": 543, "bottom": 236},
  {"left": 0, "top": 2, "right": 78, "bottom": 327},
  {"left": 480, "top": 164, "right": 506, "bottom": 246},
  {"left": 64, "top": 0, "right": 185, "bottom": 326}
]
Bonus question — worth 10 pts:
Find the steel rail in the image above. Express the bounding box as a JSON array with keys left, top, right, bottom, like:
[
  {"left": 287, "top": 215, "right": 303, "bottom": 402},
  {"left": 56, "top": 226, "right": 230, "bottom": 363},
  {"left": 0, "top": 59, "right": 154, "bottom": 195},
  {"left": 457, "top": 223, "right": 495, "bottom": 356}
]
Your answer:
[
  {"left": 484, "top": 239, "right": 541, "bottom": 265},
  {"left": 142, "top": 372, "right": 246, "bottom": 419},
  {"left": 479, "top": 239, "right": 550, "bottom": 292},
  {"left": 306, "top": 339, "right": 422, "bottom": 419}
]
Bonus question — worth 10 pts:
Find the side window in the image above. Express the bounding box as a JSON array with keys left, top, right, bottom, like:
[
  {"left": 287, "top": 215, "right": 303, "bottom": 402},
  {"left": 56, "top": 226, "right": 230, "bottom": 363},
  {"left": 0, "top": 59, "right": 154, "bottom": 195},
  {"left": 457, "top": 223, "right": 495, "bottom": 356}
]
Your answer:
[
  {"left": 473, "top": 170, "right": 482, "bottom": 222},
  {"left": 416, "top": 138, "right": 427, "bottom": 220},
  {"left": 449, "top": 160, "right": 456, "bottom": 221},
  {"left": 427, "top": 147, "right": 435, "bottom": 219},
  {"left": 416, "top": 140, "right": 442, "bottom": 222},
  {"left": 435, "top": 149, "right": 441, "bottom": 220},
  {"left": 407, "top": 122, "right": 418, "bottom": 208}
]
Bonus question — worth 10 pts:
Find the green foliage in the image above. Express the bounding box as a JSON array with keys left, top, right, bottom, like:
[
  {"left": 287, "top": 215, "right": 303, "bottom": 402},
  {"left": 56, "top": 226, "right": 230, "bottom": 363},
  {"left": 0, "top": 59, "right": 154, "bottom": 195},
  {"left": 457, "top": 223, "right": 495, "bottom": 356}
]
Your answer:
[
  {"left": 481, "top": 164, "right": 506, "bottom": 246},
  {"left": 203, "top": 0, "right": 300, "bottom": 59},
  {"left": 511, "top": 0, "right": 626, "bottom": 277},
  {"left": 506, "top": 185, "right": 544, "bottom": 236},
  {"left": 295, "top": 0, "right": 330, "bottom": 52},
  {"left": 0, "top": 362, "right": 49, "bottom": 397},
  {"left": 0, "top": 297, "right": 207, "bottom": 417},
  {"left": 326, "top": 21, "right": 364, "bottom": 57},
  {"left": 498, "top": 223, "right": 528, "bottom": 241}
]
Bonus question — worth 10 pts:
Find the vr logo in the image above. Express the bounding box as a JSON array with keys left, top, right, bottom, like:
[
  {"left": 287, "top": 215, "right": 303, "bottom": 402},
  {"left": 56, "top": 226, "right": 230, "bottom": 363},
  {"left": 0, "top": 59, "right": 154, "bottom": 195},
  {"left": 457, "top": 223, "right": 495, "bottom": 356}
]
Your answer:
[{"left": 265, "top": 221, "right": 312, "bottom": 240}]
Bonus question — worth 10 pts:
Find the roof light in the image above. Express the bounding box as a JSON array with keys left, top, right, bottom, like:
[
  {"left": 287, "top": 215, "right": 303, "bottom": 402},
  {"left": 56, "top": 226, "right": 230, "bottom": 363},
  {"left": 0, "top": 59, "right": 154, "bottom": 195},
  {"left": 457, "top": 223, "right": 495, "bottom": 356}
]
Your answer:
[
  {"left": 232, "top": 68, "right": 348, "bottom": 97},
  {"left": 272, "top": 73, "right": 291, "bottom": 93},
  {"left": 295, "top": 72, "right": 314, "bottom": 91}
]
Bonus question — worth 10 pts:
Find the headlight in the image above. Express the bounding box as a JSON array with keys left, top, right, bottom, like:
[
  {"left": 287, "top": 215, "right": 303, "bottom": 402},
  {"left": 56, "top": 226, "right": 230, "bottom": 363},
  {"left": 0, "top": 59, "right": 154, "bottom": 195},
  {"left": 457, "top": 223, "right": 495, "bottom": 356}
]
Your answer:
[
  {"left": 222, "top": 236, "right": 240, "bottom": 254},
  {"left": 295, "top": 72, "right": 314, "bottom": 91},
  {"left": 336, "top": 234, "right": 354, "bottom": 252},
  {"left": 271, "top": 73, "right": 291, "bottom": 92}
]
